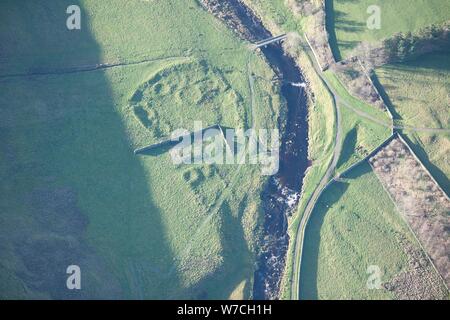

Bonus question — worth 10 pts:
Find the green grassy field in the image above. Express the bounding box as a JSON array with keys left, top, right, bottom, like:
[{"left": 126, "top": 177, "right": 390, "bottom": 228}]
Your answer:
[
  {"left": 375, "top": 53, "right": 450, "bottom": 194},
  {"left": 0, "top": 0, "right": 282, "bottom": 299},
  {"left": 299, "top": 162, "right": 415, "bottom": 299},
  {"left": 241, "top": 0, "right": 450, "bottom": 300},
  {"left": 335, "top": 104, "right": 390, "bottom": 174},
  {"left": 327, "top": 0, "right": 450, "bottom": 60},
  {"left": 322, "top": 71, "right": 391, "bottom": 173},
  {"left": 302, "top": 0, "right": 450, "bottom": 300}
]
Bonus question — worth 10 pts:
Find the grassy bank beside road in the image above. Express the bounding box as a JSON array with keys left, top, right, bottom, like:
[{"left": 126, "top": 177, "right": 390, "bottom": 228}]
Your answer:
[{"left": 300, "top": 162, "right": 412, "bottom": 299}]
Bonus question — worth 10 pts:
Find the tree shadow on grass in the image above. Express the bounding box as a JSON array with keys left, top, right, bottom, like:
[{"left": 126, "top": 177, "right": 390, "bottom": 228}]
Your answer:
[
  {"left": 400, "top": 133, "right": 450, "bottom": 196},
  {"left": 0, "top": 1, "right": 180, "bottom": 299},
  {"left": 299, "top": 180, "right": 350, "bottom": 299}
]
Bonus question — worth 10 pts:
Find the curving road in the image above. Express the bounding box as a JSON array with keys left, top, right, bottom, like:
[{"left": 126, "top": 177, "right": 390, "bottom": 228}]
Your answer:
[{"left": 289, "top": 33, "right": 449, "bottom": 300}]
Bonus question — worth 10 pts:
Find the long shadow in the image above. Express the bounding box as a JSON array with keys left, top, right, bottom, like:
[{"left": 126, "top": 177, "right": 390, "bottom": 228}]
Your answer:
[
  {"left": 400, "top": 134, "right": 450, "bottom": 196},
  {"left": 0, "top": 1, "right": 179, "bottom": 299},
  {"left": 136, "top": 141, "right": 179, "bottom": 156},
  {"left": 180, "top": 198, "right": 252, "bottom": 299},
  {"left": 299, "top": 162, "right": 375, "bottom": 299},
  {"left": 336, "top": 126, "right": 358, "bottom": 169},
  {"left": 405, "top": 53, "right": 450, "bottom": 72},
  {"left": 370, "top": 73, "right": 403, "bottom": 121},
  {"left": 343, "top": 161, "right": 372, "bottom": 179},
  {"left": 324, "top": 0, "right": 342, "bottom": 61}
]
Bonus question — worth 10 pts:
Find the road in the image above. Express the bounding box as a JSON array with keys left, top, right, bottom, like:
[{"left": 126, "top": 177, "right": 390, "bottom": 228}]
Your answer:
[{"left": 290, "top": 34, "right": 450, "bottom": 299}]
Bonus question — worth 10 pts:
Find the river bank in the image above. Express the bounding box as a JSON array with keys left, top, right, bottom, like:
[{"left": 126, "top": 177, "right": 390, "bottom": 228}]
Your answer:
[{"left": 199, "top": 0, "right": 309, "bottom": 299}]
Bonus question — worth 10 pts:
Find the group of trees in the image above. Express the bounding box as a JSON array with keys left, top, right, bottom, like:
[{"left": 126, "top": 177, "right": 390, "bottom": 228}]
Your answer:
[
  {"left": 352, "top": 21, "right": 450, "bottom": 68},
  {"left": 383, "top": 21, "right": 450, "bottom": 63}
]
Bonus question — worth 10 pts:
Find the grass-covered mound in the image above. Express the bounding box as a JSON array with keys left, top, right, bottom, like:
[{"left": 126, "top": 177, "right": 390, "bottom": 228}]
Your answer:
[{"left": 0, "top": 0, "right": 282, "bottom": 299}]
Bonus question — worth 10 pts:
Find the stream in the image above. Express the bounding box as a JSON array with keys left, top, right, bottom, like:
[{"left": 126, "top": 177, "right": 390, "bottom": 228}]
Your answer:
[{"left": 199, "top": 0, "right": 309, "bottom": 299}]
